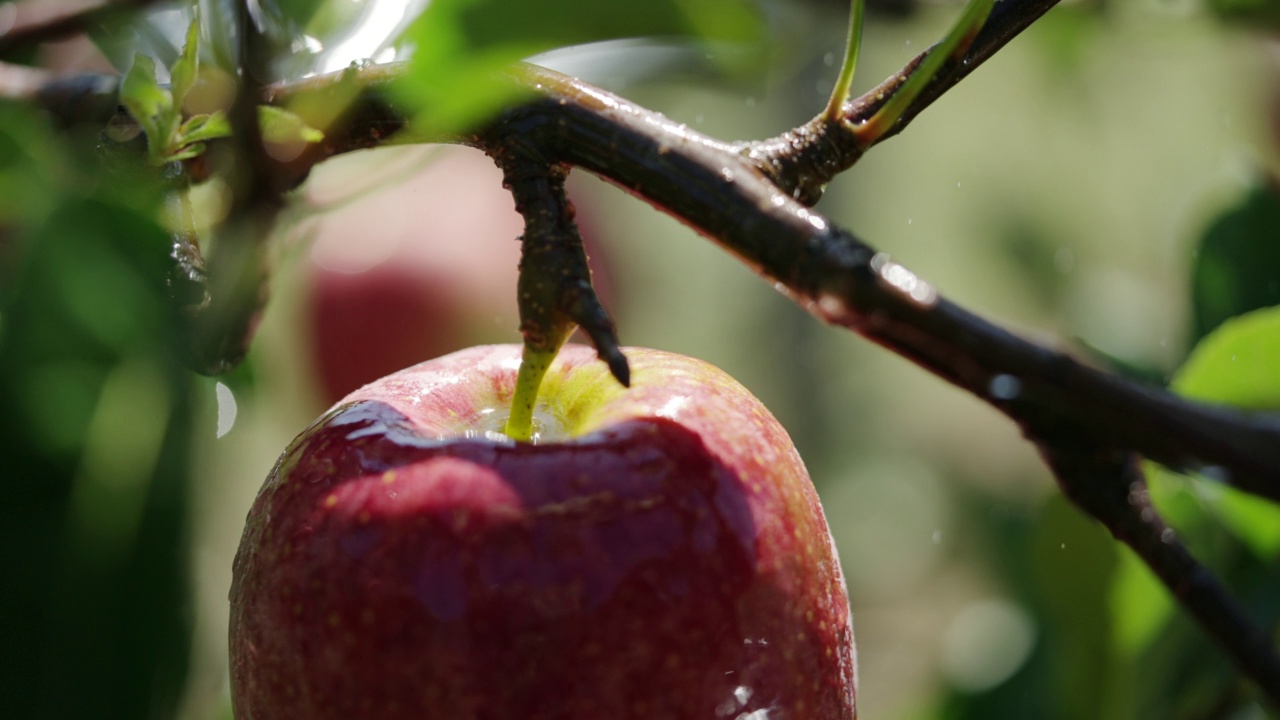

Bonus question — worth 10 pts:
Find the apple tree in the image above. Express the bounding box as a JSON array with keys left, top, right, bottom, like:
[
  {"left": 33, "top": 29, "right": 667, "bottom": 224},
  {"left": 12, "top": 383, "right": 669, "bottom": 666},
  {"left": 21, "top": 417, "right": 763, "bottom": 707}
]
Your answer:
[{"left": 1, "top": 0, "right": 1279, "bottom": 718}]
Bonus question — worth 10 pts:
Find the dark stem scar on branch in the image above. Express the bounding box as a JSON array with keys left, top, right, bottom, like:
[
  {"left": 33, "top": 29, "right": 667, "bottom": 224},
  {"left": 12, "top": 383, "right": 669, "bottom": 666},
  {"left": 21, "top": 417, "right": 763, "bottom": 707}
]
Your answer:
[
  {"left": 1037, "top": 442, "right": 1280, "bottom": 708},
  {"left": 488, "top": 133, "right": 629, "bottom": 387}
]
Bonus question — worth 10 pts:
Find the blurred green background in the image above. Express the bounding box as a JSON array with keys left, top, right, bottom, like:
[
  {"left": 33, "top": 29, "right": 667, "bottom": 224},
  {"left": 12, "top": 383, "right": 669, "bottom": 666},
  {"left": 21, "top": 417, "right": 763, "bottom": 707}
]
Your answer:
[{"left": 3, "top": 0, "right": 1280, "bottom": 718}]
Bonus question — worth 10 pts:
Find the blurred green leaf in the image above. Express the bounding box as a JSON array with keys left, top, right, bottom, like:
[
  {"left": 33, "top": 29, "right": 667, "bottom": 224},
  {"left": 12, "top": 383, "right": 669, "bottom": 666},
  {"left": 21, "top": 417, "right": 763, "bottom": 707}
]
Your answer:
[
  {"left": 1191, "top": 178, "right": 1280, "bottom": 344},
  {"left": 0, "top": 104, "right": 61, "bottom": 225},
  {"left": 178, "top": 111, "right": 232, "bottom": 145},
  {"left": 258, "top": 105, "right": 326, "bottom": 145},
  {"left": 1176, "top": 305, "right": 1280, "bottom": 409},
  {"left": 1029, "top": 497, "right": 1118, "bottom": 719},
  {"left": 1207, "top": 0, "right": 1280, "bottom": 28},
  {"left": 397, "top": 0, "right": 764, "bottom": 134},
  {"left": 1109, "top": 548, "right": 1174, "bottom": 659},
  {"left": 121, "top": 53, "right": 180, "bottom": 164},
  {"left": 170, "top": 17, "right": 202, "bottom": 112},
  {"left": 1159, "top": 307, "right": 1280, "bottom": 558},
  {"left": 1, "top": 192, "right": 195, "bottom": 719}
]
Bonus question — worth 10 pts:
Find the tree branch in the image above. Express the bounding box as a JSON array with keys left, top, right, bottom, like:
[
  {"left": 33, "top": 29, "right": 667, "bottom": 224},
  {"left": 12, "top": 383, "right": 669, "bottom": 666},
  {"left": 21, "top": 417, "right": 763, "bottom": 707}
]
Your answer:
[
  {"left": 746, "top": 0, "right": 1063, "bottom": 204},
  {"left": 1037, "top": 442, "right": 1280, "bottom": 708},
  {"left": 0, "top": 0, "right": 163, "bottom": 60},
  {"left": 463, "top": 65, "right": 1280, "bottom": 502}
]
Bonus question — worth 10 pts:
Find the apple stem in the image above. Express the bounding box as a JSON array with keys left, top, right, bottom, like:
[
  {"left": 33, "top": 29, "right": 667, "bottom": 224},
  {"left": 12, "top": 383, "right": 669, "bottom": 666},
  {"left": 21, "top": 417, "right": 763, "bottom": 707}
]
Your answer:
[
  {"left": 853, "top": 0, "right": 994, "bottom": 146},
  {"left": 820, "top": 0, "right": 865, "bottom": 124},
  {"left": 505, "top": 346, "right": 556, "bottom": 442}
]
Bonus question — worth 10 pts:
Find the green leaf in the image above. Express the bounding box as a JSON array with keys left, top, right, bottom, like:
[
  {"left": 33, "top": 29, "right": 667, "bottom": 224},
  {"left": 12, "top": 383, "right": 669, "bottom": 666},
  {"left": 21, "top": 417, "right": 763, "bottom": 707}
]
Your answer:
[
  {"left": 121, "top": 54, "right": 180, "bottom": 164},
  {"left": 169, "top": 16, "right": 201, "bottom": 112},
  {"left": 177, "top": 112, "right": 232, "bottom": 145},
  {"left": 1208, "top": 0, "right": 1280, "bottom": 28},
  {"left": 1175, "top": 305, "right": 1280, "bottom": 408},
  {"left": 121, "top": 54, "right": 170, "bottom": 135},
  {"left": 258, "top": 105, "right": 325, "bottom": 145},
  {"left": 1109, "top": 548, "right": 1174, "bottom": 659},
  {"left": 1190, "top": 178, "right": 1280, "bottom": 344},
  {"left": 397, "top": 0, "right": 763, "bottom": 134},
  {"left": 1160, "top": 306, "right": 1280, "bottom": 558},
  {"left": 162, "top": 144, "right": 207, "bottom": 164}
]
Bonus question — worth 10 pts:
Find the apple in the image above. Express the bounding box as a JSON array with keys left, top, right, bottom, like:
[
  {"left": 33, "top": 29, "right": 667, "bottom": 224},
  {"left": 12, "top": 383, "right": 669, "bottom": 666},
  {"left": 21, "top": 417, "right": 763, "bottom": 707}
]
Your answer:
[
  {"left": 304, "top": 148, "right": 616, "bottom": 406},
  {"left": 229, "top": 344, "right": 857, "bottom": 719}
]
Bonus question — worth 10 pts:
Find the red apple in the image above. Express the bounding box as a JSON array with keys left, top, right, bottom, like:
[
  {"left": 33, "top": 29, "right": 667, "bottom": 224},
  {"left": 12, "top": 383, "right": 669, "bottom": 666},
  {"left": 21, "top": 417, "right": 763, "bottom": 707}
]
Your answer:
[
  {"left": 304, "top": 148, "right": 616, "bottom": 406},
  {"left": 229, "top": 344, "right": 857, "bottom": 719}
]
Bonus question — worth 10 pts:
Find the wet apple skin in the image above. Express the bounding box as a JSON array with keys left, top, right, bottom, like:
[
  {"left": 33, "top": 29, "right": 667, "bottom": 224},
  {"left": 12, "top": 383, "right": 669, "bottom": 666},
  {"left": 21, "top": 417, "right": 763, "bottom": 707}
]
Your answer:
[{"left": 230, "top": 345, "right": 856, "bottom": 720}]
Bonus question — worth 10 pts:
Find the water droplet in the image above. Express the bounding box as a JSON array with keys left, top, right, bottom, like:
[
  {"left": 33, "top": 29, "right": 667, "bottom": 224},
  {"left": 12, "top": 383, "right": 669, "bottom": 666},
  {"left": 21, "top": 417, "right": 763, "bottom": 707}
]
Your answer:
[
  {"left": 988, "top": 374, "right": 1022, "bottom": 400},
  {"left": 215, "top": 381, "right": 237, "bottom": 438},
  {"left": 1200, "top": 465, "right": 1231, "bottom": 483},
  {"left": 932, "top": 530, "right": 942, "bottom": 544},
  {"left": 823, "top": 52, "right": 835, "bottom": 67}
]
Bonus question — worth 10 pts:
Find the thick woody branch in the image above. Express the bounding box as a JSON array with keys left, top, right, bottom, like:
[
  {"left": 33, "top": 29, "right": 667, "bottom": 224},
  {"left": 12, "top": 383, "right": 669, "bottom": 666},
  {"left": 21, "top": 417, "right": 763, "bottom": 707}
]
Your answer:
[
  {"left": 37, "top": 59, "right": 1280, "bottom": 501},
  {"left": 0, "top": 0, "right": 162, "bottom": 59}
]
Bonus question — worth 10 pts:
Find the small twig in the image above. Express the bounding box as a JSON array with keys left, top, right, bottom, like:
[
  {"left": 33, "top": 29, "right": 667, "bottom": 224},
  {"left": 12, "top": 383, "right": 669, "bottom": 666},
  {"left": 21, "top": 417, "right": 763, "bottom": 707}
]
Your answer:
[
  {"left": 1036, "top": 441, "right": 1280, "bottom": 708},
  {"left": 747, "top": 0, "right": 1062, "bottom": 205}
]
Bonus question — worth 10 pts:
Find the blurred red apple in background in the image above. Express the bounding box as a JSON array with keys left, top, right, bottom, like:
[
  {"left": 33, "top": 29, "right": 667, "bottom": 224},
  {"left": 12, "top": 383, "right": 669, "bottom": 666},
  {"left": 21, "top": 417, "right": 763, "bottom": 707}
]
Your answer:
[
  {"left": 229, "top": 344, "right": 856, "bottom": 720},
  {"left": 305, "top": 147, "right": 615, "bottom": 406}
]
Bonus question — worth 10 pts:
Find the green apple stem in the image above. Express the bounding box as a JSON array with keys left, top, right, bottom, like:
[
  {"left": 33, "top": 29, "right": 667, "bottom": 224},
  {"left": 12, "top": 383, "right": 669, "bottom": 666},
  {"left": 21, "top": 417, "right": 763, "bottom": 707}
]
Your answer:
[
  {"left": 821, "top": 0, "right": 866, "bottom": 123},
  {"left": 504, "top": 346, "right": 556, "bottom": 441},
  {"left": 855, "top": 0, "right": 994, "bottom": 145}
]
